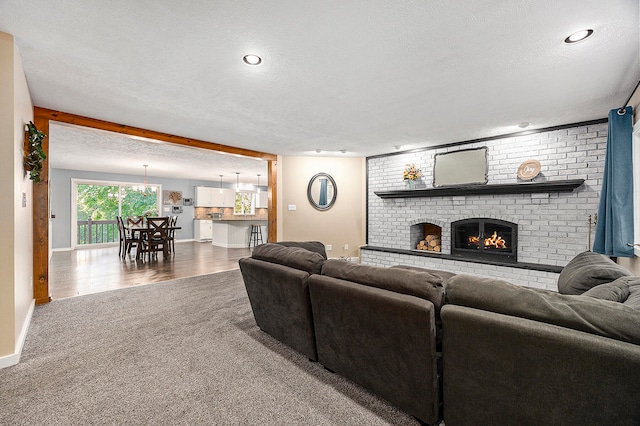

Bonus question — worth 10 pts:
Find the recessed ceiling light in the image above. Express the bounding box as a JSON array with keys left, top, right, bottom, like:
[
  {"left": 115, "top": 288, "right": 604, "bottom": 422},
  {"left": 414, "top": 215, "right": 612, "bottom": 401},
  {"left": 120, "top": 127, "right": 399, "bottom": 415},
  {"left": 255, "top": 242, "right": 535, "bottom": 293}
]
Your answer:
[
  {"left": 243, "top": 54, "right": 262, "bottom": 65},
  {"left": 564, "top": 29, "right": 593, "bottom": 44},
  {"left": 517, "top": 122, "right": 531, "bottom": 129}
]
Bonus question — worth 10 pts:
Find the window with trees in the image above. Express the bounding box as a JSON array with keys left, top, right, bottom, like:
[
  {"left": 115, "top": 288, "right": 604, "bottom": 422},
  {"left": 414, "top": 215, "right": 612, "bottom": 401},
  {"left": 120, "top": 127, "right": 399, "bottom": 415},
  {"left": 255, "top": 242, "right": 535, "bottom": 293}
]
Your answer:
[{"left": 73, "top": 180, "right": 160, "bottom": 247}]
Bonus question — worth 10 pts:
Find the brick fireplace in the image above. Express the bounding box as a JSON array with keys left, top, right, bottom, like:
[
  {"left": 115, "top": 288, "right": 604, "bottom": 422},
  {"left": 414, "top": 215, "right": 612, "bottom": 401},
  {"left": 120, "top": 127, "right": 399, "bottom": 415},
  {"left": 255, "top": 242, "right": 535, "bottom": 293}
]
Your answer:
[{"left": 363, "top": 120, "right": 607, "bottom": 291}]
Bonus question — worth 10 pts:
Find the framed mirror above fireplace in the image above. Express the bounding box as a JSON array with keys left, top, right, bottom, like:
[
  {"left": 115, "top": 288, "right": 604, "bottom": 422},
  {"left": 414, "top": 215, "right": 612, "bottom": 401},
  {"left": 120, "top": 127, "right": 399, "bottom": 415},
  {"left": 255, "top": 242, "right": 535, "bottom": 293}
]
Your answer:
[
  {"left": 433, "top": 146, "right": 488, "bottom": 187},
  {"left": 451, "top": 218, "right": 517, "bottom": 262}
]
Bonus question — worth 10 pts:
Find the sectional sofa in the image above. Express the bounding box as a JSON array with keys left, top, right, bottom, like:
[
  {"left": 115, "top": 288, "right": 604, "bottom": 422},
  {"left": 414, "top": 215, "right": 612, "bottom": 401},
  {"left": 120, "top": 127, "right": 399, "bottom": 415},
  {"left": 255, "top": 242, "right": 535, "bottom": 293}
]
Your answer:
[{"left": 239, "top": 243, "right": 640, "bottom": 426}]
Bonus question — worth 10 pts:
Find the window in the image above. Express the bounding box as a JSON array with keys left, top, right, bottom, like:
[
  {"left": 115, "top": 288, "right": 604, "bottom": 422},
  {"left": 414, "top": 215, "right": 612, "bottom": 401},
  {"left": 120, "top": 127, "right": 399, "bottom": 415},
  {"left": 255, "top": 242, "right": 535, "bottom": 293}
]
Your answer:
[
  {"left": 234, "top": 191, "right": 255, "bottom": 215},
  {"left": 72, "top": 179, "right": 161, "bottom": 248}
]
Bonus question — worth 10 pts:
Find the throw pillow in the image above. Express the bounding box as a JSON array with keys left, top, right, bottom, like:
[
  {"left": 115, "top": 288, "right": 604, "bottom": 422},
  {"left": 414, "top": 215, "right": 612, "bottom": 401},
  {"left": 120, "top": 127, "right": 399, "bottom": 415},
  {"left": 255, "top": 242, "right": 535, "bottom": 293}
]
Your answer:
[{"left": 557, "top": 251, "right": 632, "bottom": 295}]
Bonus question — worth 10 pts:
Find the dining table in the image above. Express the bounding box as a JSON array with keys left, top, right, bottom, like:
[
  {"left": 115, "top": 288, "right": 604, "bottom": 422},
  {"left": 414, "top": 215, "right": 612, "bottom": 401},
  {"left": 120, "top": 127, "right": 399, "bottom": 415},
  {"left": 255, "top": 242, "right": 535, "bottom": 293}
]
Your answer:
[{"left": 127, "top": 224, "right": 182, "bottom": 260}]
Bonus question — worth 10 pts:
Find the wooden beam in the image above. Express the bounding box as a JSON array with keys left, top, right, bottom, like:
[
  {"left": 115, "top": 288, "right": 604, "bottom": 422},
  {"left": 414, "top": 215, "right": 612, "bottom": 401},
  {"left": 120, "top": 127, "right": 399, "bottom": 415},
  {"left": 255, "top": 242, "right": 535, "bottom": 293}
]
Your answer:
[
  {"left": 34, "top": 107, "right": 277, "bottom": 161},
  {"left": 31, "top": 113, "right": 51, "bottom": 304},
  {"left": 32, "top": 107, "right": 278, "bottom": 303}
]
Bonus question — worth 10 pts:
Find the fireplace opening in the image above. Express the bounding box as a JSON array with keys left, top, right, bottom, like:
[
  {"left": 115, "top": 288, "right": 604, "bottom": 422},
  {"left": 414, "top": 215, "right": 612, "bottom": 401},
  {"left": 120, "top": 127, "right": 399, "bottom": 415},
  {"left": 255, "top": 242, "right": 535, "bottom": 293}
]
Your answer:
[
  {"left": 411, "top": 223, "right": 442, "bottom": 252},
  {"left": 451, "top": 218, "right": 517, "bottom": 262}
]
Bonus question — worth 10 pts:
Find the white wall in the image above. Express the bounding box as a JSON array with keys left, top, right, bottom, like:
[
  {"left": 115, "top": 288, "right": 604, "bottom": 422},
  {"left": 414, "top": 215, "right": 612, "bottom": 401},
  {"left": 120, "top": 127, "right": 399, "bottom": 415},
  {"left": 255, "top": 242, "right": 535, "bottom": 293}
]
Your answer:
[{"left": 0, "top": 31, "right": 34, "bottom": 367}]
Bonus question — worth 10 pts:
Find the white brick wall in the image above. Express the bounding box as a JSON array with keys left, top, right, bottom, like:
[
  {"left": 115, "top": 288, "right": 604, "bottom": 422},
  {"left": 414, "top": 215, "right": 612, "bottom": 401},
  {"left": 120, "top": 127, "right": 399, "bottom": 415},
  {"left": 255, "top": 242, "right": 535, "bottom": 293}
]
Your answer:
[{"left": 365, "top": 122, "right": 607, "bottom": 289}]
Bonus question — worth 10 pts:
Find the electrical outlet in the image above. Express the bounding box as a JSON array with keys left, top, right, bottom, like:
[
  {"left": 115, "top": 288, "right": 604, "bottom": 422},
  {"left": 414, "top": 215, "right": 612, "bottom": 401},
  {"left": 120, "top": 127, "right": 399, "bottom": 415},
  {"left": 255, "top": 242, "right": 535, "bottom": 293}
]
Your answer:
[
  {"left": 326, "top": 245, "right": 332, "bottom": 251},
  {"left": 288, "top": 204, "right": 296, "bottom": 211},
  {"left": 344, "top": 244, "right": 349, "bottom": 250}
]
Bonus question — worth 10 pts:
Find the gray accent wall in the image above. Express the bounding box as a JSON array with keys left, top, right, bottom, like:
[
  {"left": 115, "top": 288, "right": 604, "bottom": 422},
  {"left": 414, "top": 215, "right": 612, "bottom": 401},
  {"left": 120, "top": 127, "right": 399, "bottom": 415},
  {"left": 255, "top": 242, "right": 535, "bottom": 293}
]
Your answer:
[{"left": 50, "top": 168, "right": 224, "bottom": 249}]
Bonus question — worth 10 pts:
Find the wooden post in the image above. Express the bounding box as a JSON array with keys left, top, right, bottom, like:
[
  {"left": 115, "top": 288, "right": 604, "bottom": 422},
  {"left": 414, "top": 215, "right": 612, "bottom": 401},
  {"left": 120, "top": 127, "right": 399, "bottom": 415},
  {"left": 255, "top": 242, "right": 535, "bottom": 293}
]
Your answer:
[
  {"left": 267, "top": 159, "right": 277, "bottom": 243},
  {"left": 32, "top": 111, "right": 50, "bottom": 304}
]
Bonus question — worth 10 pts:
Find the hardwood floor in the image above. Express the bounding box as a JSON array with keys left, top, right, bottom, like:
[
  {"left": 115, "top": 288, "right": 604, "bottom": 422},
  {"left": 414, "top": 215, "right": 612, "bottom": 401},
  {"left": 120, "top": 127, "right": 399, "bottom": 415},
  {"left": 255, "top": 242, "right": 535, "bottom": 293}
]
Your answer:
[{"left": 49, "top": 241, "right": 252, "bottom": 300}]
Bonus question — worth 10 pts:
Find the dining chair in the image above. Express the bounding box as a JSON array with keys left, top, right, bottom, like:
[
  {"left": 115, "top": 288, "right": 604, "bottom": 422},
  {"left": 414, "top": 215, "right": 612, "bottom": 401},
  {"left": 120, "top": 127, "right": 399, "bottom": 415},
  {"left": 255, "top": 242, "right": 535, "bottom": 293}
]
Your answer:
[
  {"left": 167, "top": 215, "right": 178, "bottom": 254},
  {"left": 127, "top": 216, "right": 143, "bottom": 227},
  {"left": 116, "top": 216, "right": 141, "bottom": 258},
  {"left": 140, "top": 216, "right": 170, "bottom": 260}
]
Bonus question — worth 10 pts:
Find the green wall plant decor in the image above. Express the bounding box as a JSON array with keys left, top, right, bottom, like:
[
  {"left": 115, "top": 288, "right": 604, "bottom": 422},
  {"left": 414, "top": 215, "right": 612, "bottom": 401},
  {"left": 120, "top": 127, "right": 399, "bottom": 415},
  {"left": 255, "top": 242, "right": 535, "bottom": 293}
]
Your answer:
[{"left": 24, "top": 121, "right": 47, "bottom": 183}]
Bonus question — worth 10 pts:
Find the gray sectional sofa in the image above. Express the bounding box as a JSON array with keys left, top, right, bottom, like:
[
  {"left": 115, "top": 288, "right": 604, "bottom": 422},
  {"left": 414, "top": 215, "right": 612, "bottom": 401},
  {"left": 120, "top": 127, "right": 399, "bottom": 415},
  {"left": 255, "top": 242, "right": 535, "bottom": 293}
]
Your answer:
[{"left": 239, "top": 244, "right": 640, "bottom": 426}]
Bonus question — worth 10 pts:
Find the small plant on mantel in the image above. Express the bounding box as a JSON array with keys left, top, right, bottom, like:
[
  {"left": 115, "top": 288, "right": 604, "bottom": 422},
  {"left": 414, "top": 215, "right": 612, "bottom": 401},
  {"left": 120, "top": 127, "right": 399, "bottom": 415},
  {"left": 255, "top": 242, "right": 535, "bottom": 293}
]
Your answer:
[{"left": 24, "top": 121, "right": 47, "bottom": 183}]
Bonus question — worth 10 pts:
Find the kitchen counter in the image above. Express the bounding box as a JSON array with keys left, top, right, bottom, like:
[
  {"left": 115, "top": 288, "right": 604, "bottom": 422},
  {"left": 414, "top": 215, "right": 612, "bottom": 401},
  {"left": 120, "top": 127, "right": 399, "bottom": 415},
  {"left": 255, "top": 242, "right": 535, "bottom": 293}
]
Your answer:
[{"left": 212, "top": 220, "right": 267, "bottom": 248}]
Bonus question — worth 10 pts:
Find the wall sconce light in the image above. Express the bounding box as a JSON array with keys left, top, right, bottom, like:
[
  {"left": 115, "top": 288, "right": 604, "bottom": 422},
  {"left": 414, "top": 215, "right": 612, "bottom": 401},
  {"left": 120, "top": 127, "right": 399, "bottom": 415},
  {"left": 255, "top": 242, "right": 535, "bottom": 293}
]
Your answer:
[
  {"left": 219, "top": 175, "right": 223, "bottom": 194},
  {"left": 236, "top": 172, "right": 240, "bottom": 190},
  {"left": 256, "top": 174, "right": 261, "bottom": 193}
]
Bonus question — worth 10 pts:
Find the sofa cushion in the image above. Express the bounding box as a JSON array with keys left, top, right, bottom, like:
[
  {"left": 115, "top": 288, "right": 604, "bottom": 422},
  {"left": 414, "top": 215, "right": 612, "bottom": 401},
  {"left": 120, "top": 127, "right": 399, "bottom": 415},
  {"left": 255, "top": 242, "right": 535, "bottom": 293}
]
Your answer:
[
  {"left": 251, "top": 243, "right": 325, "bottom": 275},
  {"left": 321, "top": 260, "right": 445, "bottom": 309},
  {"left": 622, "top": 276, "right": 640, "bottom": 310},
  {"left": 390, "top": 265, "right": 457, "bottom": 287},
  {"left": 274, "top": 241, "right": 328, "bottom": 259},
  {"left": 557, "top": 251, "right": 632, "bottom": 295},
  {"left": 446, "top": 274, "right": 640, "bottom": 345},
  {"left": 582, "top": 278, "right": 630, "bottom": 302}
]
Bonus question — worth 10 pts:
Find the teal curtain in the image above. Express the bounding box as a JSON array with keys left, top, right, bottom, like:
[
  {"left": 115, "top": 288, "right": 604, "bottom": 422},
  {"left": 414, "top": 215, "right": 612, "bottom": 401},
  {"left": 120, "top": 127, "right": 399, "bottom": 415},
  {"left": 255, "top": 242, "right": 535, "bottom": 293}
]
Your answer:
[
  {"left": 593, "top": 106, "right": 634, "bottom": 257},
  {"left": 319, "top": 178, "right": 328, "bottom": 206}
]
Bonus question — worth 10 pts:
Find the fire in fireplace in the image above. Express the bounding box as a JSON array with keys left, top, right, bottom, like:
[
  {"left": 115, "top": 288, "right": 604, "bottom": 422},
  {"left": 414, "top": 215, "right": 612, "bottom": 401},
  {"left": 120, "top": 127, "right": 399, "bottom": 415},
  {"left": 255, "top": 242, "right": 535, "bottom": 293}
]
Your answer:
[{"left": 451, "top": 218, "right": 517, "bottom": 262}]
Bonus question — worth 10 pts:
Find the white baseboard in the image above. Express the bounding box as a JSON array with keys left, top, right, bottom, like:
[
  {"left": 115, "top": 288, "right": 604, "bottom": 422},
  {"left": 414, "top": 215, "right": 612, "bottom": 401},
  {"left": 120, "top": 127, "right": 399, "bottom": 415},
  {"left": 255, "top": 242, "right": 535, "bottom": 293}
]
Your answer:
[{"left": 0, "top": 299, "right": 35, "bottom": 370}]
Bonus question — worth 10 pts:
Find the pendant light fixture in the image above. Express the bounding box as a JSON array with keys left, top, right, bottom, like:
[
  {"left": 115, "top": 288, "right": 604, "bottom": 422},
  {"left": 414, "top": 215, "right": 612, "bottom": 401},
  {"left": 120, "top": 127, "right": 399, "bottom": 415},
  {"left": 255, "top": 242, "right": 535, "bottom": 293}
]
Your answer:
[
  {"left": 256, "top": 174, "right": 261, "bottom": 193},
  {"left": 136, "top": 164, "right": 156, "bottom": 195},
  {"left": 219, "top": 175, "right": 223, "bottom": 194},
  {"left": 236, "top": 172, "right": 240, "bottom": 191}
]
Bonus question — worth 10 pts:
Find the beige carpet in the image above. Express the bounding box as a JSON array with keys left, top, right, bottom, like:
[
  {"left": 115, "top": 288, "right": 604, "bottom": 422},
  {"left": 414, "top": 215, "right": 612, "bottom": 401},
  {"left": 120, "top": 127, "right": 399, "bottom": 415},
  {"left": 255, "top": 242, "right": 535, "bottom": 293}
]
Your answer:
[{"left": 0, "top": 270, "right": 421, "bottom": 425}]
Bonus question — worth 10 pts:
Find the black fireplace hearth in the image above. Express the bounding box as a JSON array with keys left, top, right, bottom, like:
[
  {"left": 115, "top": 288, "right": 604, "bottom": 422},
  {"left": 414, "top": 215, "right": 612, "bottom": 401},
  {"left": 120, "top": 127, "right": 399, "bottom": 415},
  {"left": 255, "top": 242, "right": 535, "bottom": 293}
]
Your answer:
[{"left": 451, "top": 218, "right": 517, "bottom": 262}]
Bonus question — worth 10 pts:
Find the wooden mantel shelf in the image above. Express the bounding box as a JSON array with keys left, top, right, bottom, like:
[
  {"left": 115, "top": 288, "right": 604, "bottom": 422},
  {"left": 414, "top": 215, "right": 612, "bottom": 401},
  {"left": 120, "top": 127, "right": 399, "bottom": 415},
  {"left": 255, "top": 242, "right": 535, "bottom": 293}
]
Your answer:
[{"left": 374, "top": 179, "right": 585, "bottom": 199}]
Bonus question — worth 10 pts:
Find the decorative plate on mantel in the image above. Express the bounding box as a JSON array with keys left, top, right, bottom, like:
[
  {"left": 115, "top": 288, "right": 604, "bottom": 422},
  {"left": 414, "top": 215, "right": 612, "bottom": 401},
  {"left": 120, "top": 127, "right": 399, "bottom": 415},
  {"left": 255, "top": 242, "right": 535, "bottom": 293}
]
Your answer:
[{"left": 517, "top": 159, "right": 541, "bottom": 181}]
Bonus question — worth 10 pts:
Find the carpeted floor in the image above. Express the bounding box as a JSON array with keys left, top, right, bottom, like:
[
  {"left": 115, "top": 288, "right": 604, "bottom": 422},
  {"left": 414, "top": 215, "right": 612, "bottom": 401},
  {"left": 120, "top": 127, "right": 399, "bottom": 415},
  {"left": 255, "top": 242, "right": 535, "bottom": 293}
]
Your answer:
[{"left": 0, "top": 270, "right": 421, "bottom": 425}]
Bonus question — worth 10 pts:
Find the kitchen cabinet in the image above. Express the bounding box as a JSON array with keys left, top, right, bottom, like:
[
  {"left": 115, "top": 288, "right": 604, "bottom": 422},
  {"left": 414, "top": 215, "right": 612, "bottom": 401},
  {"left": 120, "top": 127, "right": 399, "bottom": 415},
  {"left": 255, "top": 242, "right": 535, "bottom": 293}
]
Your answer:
[
  {"left": 197, "top": 186, "right": 235, "bottom": 207},
  {"left": 195, "top": 186, "right": 214, "bottom": 207},
  {"left": 194, "top": 219, "right": 212, "bottom": 241},
  {"left": 211, "top": 188, "right": 235, "bottom": 208},
  {"left": 256, "top": 192, "right": 268, "bottom": 208}
]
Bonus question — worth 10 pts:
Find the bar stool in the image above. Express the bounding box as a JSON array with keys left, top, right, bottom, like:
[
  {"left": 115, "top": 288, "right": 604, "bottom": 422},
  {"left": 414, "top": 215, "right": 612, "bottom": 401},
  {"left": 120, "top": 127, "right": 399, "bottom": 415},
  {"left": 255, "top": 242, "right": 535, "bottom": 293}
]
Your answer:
[{"left": 249, "top": 224, "right": 263, "bottom": 248}]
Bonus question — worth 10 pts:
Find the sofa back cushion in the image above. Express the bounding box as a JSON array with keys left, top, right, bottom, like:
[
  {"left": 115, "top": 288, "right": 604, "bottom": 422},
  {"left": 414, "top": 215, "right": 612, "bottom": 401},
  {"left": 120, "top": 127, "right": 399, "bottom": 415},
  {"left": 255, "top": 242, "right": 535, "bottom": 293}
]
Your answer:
[
  {"left": 251, "top": 243, "right": 325, "bottom": 275},
  {"left": 557, "top": 251, "right": 632, "bottom": 295},
  {"left": 321, "top": 260, "right": 445, "bottom": 309},
  {"left": 274, "top": 241, "right": 328, "bottom": 259},
  {"left": 446, "top": 274, "right": 640, "bottom": 345}
]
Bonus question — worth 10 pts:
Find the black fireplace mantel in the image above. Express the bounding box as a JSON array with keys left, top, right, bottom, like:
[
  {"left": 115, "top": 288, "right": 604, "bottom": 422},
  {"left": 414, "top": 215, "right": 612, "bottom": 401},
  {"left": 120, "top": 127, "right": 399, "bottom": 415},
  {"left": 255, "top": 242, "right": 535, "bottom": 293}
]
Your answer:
[{"left": 374, "top": 179, "right": 584, "bottom": 199}]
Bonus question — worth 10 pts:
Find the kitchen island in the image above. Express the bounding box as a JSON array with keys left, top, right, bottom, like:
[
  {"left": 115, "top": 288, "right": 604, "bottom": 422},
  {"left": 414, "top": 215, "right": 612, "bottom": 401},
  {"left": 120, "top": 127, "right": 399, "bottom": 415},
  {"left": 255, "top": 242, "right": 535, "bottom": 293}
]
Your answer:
[{"left": 211, "top": 219, "right": 268, "bottom": 248}]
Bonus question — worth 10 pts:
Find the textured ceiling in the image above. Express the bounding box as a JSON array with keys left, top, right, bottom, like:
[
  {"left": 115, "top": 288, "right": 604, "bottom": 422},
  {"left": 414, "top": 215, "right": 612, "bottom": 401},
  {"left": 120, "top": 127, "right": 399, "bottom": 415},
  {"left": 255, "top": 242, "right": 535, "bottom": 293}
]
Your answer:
[
  {"left": 1, "top": 1, "right": 639, "bottom": 175},
  {"left": 48, "top": 123, "right": 268, "bottom": 184}
]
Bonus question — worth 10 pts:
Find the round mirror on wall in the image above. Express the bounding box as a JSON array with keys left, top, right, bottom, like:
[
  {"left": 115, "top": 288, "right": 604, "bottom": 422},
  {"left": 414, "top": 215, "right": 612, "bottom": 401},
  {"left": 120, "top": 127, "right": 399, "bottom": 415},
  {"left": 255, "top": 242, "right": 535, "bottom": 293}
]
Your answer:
[{"left": 307, "top": 173, "right": 337, "bottom": 210}]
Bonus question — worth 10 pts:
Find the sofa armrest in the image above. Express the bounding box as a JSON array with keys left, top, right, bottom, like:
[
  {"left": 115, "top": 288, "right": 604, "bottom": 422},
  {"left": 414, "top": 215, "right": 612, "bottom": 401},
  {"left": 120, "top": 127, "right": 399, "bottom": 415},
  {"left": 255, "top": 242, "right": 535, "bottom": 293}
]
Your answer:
[
  {"left": 239, "top": 257, "right": 317, "bottom": 360},
  {"left": 442, "top": 305, "right": 640, "bottom": 426}
]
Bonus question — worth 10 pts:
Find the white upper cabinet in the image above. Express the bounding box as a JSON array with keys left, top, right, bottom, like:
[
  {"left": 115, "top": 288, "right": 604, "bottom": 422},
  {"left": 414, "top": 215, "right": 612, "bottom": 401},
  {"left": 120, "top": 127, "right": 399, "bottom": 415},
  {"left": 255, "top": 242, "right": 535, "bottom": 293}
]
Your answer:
[
  {"left": 257, "top": 191, "right": 268, "bottom": 208},
  {"left": 195, "top": 186, "right": 214, "bottom": 207}
]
